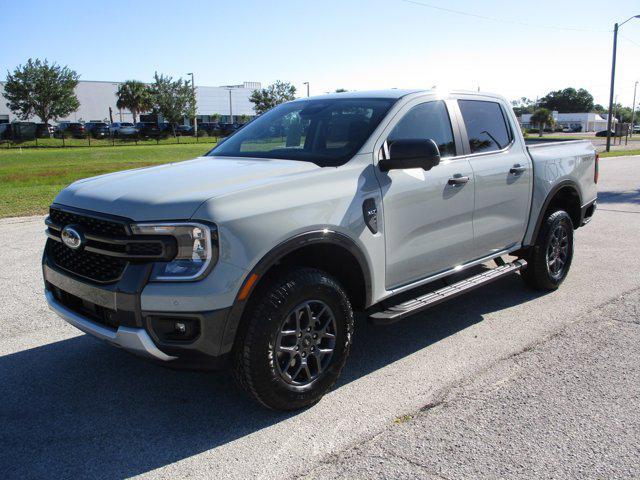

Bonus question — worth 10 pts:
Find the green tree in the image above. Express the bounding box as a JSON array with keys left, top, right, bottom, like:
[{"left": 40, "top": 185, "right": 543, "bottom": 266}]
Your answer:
[
  {"left": 538, "top": 87, "right": 594, "bottom": 113},
  {"left": 530, "top": 108, "right": 555, "bottom": 137},
  {"left": 613, "top": 105, "right": 633, "bottom": 124},
  {"left": 593, "top": 104, "right": 606, "bottom": 114},
  {"left": 249, "top": 80, "right": 296, "bottom": 114},
  {"left": 116, "top": 80, "right": 152, "bottom": 124},
  {"left": 511, "top": 97, "right": 535, "bottom": 116},
  {"left": 3, "top": 58, "right": 80, "bottom": 126},
  {"left": 238, "top": 114, "right": 250, "bottom": 124},
  {"left": 150, "top": 73, "right": 196, "bottom": 135}
]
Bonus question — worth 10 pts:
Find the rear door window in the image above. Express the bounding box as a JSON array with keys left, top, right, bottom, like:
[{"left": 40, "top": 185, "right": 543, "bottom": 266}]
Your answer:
[
  {"left": 387, "top": 100, "right": 456, "bottom": 157},
  {"left": 458, "top": 100, "right": 512, "bottom": 154}
]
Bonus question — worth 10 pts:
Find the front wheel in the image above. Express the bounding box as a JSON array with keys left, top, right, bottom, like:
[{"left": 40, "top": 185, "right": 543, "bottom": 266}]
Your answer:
[
  {"left": 232, "top": 268, "right": 354, "bottom": 411},
  {"left": 521, "top": 210, "right": 574, "bottom": 291}
]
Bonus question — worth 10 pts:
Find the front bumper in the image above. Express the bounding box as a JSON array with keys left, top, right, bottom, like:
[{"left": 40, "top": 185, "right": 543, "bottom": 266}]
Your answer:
[
  {"left": 45, "top": 289, "right": 175, "bottom": 361},
  {"left": 43, "top": 259, "right": 233, "bottom": 366}
]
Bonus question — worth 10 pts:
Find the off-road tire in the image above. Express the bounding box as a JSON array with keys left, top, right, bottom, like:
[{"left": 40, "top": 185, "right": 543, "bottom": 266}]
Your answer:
[
  {"left": 521, "top": 210, "right": 574, "bottom": 291},
  {"left": 232, "top": 268, "right": 354, "bottom": 411}
]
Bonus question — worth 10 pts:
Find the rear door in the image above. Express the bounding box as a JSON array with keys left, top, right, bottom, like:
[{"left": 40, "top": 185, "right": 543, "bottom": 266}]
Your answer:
[
  {"left": 455, "top": 98, "right": 532, "bottom": 257},
  {"left": 375, "top": 98, "right": 475, "bottom": 289}
]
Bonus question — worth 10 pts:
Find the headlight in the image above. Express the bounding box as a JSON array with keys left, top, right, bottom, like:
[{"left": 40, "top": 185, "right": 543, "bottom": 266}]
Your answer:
[{"left": 130, "top": 222, "right": 218, "bottom": 281}]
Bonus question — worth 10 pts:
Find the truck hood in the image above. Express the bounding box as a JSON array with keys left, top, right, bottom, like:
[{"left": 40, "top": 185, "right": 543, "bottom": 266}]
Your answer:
[{"left": 54, "top": 156, "right": 319, "bottom": 221}]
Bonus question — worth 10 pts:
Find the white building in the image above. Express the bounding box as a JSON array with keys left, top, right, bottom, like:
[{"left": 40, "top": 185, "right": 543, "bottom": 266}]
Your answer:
[
  {"left": 0, "top": 80, "right": 261, "bottom": 125},
  {"left": 520, "top": 111, "right": 614, "bottom": 132}
]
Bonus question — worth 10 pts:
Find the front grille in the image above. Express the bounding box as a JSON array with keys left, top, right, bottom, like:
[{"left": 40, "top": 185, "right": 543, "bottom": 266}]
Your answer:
[
  {"left": 52, "top": 286, "right": 119, "bottom": 330},
  {"left": 127, "top": 242, "right": 163, "bottom": 256},
  {"left": 48, "top": 238, "right": 127, "bottom": 283},
  {"left": 46, "top": 207, "right": 173, "bottom": 283},
  {"left": 49, "top": 207, "right": 127, "bottom": 237}
]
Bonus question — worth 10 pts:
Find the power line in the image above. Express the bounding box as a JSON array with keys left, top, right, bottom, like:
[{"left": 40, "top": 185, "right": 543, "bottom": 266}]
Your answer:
[
  {"left": 402, "top": 0, "right": 608, "bottom": 33},
  {"left": 620, "top": 33, "right": 640, "bottom": 49}
]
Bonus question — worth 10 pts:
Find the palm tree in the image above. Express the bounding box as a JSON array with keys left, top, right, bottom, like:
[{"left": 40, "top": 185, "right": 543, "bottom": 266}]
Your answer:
[
  {"left": 116, "top": 80, "right": 152, "bottom": 124},
  {"left": 530, "top": 108, "right": 554, "bottom": 137}
]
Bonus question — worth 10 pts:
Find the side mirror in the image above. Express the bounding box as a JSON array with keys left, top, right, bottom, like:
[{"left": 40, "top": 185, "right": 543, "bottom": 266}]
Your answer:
[{"left": 378, "top": 138, "right": 441, "bottom": 172}]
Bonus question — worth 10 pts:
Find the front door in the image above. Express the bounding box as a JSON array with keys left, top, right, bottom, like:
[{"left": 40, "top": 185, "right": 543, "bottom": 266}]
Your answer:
[{"left": 376, "top": 100, "right": 476, "bottom": 289}]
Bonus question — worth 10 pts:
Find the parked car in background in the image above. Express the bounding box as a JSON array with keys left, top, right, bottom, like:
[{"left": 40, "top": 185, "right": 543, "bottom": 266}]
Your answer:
[
  {"left": 0, "top": 122, "right": 38, "bottom": 142},
  {"left": 109, "top": 122, "right": 135, "bottom": 136},
  {"left": 176, "top": 125, "right": 194, "bottom": 136},
  {"left": 84, "top": 122, "right": 111, "bottom": 139},
  {"left": 35, "top": 123, "right": 52, "bottom": 138},
  {"left": 159, "top": 122, "right": 176, "bottom": 137},
  {"left": 135, "top": 122, "right": 161, "bottom": 138},
  {"left": 219, "top": 123, "right": 241, "bottom": 136},
  {"left": 55, "top": 122, "right": 86, "bottom": 139},
  {"left": 633, "top": 125, "right": 640, "bottom": 134},
  {"left": 199, "top": 122, "right": 221, "bottom": 136},
  {"left": 595, "top": 129, "right": 619, "bottom": 137}
]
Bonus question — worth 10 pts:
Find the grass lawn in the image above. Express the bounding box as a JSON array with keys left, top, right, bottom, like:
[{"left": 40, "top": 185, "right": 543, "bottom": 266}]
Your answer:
[
  {"left": 600, "top": 149, "right": 640, "bottom": 158},
  {"left": 0, "top": 142, "right": 216, "bottom": 218}
]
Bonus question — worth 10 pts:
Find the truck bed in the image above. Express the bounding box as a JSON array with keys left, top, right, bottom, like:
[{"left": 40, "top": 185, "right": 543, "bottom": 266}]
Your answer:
[
  {"left": 524, "top": 138, "right": 589, "bottom": 146},
  {"left": 522, "top": 139, "right": 598, "bottom": 245}
]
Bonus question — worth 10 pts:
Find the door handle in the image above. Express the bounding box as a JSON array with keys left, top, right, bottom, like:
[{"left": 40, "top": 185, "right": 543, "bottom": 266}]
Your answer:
[
  {"left": 510, "top": 164, "right": 526, "bottom": 174},
  {"left": 448, "top": 175, "right": 469, "bottom": 186}
]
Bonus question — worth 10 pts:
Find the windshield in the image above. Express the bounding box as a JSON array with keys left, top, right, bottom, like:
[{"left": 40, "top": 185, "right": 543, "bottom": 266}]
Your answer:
[{"left": 208, "top": 98, "right": 396, "bottom": 166}]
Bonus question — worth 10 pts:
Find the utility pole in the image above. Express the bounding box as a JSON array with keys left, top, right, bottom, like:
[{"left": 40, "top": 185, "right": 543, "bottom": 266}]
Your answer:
[
  {"left": 606, "top": 23, "right": 619, "bottom": 152},
  {"left": 228, "top": 89, "right": 233, "bottom": 124},
  {"left": 303, "top": 82, "right": 310, "bottom": 97},
  {"left": 606, "top": 15, "right": 640, "bottom": 152},
  {"left": 187, "top": 72, "right": 197, "bottom": 137},
  {"left": 632, "top": 81, "right": 638, "bottom": 138}
]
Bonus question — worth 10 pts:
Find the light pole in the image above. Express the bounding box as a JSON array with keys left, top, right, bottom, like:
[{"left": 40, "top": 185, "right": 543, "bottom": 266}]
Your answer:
[
  {"left": 632, "top": 81, "right": 638, "bottom": 138},
  {"left": 303, "top": 82, "right": 310, "bottom": 97},
  {"left": 606, "top": 15, "right": 640, "bottom": 152},
  {"left": 187, "top": 72, "right": 197, "bottom": 137},
  {"left": 228, "top": 89, "right": 233, "bottom": 124}
]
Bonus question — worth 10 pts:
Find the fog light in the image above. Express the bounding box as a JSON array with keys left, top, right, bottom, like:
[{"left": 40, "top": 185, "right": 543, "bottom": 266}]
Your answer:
[{"left": 148, "top": 316, "right": 200, "bottom": 343}]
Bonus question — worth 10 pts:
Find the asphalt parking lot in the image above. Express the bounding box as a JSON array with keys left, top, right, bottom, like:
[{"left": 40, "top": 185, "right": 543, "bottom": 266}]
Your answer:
[{"left": 1, "top": 157, "right": 639, "bottom": 479}]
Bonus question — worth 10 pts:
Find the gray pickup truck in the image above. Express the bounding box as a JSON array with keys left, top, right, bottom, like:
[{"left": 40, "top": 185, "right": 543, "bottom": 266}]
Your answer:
[{"left": 43, "top": 90, "right": 597, "bottom": 410}]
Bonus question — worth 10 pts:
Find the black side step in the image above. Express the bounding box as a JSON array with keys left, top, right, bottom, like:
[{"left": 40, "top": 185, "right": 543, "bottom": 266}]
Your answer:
[{"left": 369, "top": 259, "right": 527, "bottom": 325}]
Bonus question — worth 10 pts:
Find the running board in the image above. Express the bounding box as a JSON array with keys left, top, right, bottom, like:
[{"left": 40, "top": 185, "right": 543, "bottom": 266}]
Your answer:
[{"left": 369, "top": 259, "right": 527, "bottom": 325}]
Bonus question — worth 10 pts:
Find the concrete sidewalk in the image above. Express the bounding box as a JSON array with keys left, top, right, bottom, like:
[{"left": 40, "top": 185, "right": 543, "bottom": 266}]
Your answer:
[{"left": 303, "top": 289, "right": 640, "bottom": 479}]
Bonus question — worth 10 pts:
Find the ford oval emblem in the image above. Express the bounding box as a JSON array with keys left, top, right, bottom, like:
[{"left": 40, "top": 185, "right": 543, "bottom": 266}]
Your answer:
[{"left": 61, "top": 225, "right": 84, "bottom": 250}]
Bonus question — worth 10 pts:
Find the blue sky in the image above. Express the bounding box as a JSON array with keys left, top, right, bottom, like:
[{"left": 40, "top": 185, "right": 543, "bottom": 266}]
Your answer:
[{"left": 1, "top": 0, "right": 639, "bottom": 106}]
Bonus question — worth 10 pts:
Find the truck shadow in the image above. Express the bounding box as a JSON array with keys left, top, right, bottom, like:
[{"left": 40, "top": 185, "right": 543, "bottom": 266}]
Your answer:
[
  {"left": 597, "top": 189, "right": 640, "bottom": 205},
  {"left": 0, "top": 275, "right": 546, "bottom": 479}
]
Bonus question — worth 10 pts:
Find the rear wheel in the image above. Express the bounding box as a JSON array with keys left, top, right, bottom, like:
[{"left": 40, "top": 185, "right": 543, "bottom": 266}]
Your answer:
[
  {"left": 232, "top": 268, "right": 354, "bottom": 411},
  {"left": 521, "top": 210, "right": 574, "bottom": 290}
]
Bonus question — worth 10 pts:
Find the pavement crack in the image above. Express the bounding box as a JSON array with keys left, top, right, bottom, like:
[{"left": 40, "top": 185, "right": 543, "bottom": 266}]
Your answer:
[{"left": 419, "top": 398, "right": 446, "bottom": 413}]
